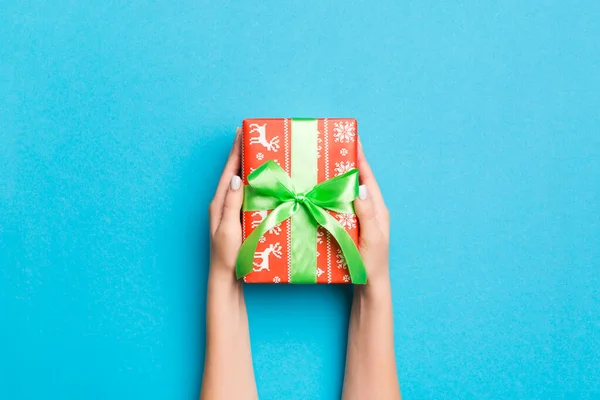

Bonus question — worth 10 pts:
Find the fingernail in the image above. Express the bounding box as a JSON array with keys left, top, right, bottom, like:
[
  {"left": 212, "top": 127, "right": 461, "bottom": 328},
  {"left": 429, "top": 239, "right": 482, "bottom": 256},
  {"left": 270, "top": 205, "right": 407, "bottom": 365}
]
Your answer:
[
  {"left": 236, "top": 127, "right": 242, "bottom": 136},
  {"left": 230, "top": 175, "right": 241, "bottom": 191},
  {"left": 359, "top": 185, "right": 368, "bottom": 200}
]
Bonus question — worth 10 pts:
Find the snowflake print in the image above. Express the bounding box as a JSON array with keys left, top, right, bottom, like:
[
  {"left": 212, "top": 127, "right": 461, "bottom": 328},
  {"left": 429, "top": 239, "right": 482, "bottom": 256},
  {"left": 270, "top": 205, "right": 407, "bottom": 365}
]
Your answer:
[
  {"left": 333, "top": 121, "right": 356, "bottom": 143},
  {"left": 316, "top": 250, "right": 321, "bottom": 257},
  {"left": 336, "top": 248, "right": 348, "bottom": 269},
  {"left": 256, "top": 152, "right": 264, "bottom": 160},
  {"left": 317, "top": 268, "right": 324, "bottom": 277},
  {"left": 334, "top": 161, "right": 355, "bottom": 176},
  {"left": 336, "top": 213, "right": 357, "bottom": 229},
  {"left": 259, "top": 236, "right": 266, "bottom": 243},
  {"left": 273, "top": 276, "right": 281, "bottom": 283},
  {"left": 340, "top": 148, "right": 348, "bottom": 156},
  {"left": 343, "top": 274, "right": 351, "bottom": 283}
]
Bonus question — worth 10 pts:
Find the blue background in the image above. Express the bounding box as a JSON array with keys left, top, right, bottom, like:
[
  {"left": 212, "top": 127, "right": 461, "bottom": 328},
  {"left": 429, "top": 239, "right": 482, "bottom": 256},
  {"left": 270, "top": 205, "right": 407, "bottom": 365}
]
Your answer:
[{"left": 1, "top": 1, "right": 599, "bottom": 399}]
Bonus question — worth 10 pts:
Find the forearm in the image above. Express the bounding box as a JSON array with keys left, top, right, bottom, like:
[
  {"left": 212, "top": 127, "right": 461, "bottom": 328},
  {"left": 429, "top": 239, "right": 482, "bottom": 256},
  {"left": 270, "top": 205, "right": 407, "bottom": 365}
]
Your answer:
[
  {"left": 201, "top": 267, "right": 257, "bottom": 400},
  {"left": 342, "top": 275, "right": 401, "bottom": 400}
]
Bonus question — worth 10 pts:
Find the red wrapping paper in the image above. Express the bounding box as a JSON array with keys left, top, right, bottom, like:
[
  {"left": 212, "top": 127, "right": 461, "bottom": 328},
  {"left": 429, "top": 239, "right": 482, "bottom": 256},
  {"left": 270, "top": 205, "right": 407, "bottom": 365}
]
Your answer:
[{"left": 241, "top": 118, "right": 359, "bottom": 284}]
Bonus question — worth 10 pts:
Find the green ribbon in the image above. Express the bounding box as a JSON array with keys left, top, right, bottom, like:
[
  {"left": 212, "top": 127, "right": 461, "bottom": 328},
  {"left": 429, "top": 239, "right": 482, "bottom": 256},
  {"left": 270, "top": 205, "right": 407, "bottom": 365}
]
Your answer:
[{"left": 236, "top": 160, "right": 367, "bottom": 284}]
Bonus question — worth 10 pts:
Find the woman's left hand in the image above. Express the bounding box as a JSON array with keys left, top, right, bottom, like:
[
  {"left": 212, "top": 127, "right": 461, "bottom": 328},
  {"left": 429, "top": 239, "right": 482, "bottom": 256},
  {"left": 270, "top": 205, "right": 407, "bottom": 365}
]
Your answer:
[
  {"left": 201, "top": 128, "right": 258, "bottom": 400},
  {"left": 208, "top": 128, "right": 244, "bottom": 276}
]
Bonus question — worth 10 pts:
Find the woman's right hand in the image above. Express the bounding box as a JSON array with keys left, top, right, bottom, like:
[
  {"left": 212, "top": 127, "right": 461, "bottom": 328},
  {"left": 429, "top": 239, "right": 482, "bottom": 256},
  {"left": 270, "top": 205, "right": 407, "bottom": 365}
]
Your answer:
[
  {"left": 344, "top": 141, "right": 401, "bottom": 400},
  {"left": 353, "top": 141, "right": 391, "bottom": 290}
]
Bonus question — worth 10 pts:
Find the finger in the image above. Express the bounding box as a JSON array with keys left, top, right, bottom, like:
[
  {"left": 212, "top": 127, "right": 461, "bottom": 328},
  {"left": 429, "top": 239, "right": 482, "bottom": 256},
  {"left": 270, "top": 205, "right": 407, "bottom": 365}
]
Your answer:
[
  {"left": 220, "top": 175, "right": 244, "bottom": 227},
  {"left": 210, "top": 129, "right": 242, "bottom": 234},
  {"left": 353, "top": 184, "right": 378, "bottom": 236},
  {"left": 356, "top": 139, "right": 384, "bottom": 205}
]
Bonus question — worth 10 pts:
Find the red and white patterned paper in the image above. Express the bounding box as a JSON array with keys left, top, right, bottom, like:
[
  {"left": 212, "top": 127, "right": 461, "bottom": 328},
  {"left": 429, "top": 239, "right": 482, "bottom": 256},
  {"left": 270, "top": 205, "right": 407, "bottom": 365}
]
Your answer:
[{"left": 242, "top": 118, "right": 359, "bottom": 284}]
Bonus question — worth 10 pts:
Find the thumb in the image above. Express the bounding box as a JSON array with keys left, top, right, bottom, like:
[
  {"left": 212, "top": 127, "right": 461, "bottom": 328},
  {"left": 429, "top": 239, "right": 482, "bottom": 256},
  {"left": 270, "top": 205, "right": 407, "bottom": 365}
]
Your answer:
[
  {"left": 221, "top": 175, "right": 244, "bottom": 224},
  {"left": 353, "top": 184, "right": 376, "bottom": 233}
]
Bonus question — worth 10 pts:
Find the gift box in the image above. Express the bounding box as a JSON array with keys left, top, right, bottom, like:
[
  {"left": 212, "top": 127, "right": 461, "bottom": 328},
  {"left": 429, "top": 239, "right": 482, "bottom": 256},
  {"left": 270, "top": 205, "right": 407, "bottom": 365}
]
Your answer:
[{"left": 236, "top": 118, "right": 367, "bottom": 284}]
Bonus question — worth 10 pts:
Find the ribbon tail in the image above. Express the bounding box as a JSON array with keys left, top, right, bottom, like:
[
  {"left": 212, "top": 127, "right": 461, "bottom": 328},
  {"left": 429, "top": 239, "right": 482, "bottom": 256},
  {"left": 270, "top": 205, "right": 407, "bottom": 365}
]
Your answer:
[
  {"left": 307, "top": 203, "right": 367, "bottom": 284},
  {"left": 236, "top": 202, "right": 297, "bottom": 280}
]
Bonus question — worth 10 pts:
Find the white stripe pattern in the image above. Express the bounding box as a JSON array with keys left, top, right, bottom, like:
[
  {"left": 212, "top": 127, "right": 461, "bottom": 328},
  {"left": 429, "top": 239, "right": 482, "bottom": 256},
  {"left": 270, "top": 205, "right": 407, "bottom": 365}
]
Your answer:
[
  {"left": 241, "top": 124, "right": 246, "bottom": 283},
  {"left": 324, "top": 119, "right": 332, "bottom": 283},
  {"left": 285, "top": 119, "right": 291, "bottom": 283}
]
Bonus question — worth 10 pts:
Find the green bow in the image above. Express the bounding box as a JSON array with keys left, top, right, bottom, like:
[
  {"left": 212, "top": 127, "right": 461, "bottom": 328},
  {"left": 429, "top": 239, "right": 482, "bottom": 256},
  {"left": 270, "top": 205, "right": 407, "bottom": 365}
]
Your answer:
[{"left": 236, "top": 160, "right": 367, "bottom": 284}]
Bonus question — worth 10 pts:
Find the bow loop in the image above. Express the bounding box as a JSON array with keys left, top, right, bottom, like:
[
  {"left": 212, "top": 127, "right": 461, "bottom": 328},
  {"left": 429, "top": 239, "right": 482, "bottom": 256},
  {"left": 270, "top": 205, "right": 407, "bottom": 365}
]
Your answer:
[
  {"left": 306, "top": 169, "right": 359, "bottom": 214},
  {"left": 243, "top": 161, "right": 296, "bottom": 211}
]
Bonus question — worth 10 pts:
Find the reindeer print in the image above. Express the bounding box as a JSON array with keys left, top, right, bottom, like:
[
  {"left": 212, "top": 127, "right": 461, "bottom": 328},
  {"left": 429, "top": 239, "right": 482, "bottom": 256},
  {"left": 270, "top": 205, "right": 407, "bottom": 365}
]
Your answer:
[
  {"left": 253, "top": 243, "right": 283, "bottom": 272},
  {"left": 316, "top": 229, "right": 324, "bottom": 244},
  {"left": 251, "top": 211, "right": 282, "bottom": 235},
  {"left": 248, "top": 123, "right": 280, "bottom": 152}
]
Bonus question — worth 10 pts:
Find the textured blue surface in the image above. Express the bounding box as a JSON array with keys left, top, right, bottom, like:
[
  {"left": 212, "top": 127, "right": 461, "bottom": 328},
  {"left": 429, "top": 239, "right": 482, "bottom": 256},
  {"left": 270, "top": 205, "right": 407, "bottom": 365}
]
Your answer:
[{"left": 2, "top": 1, "right": 600, "bottom": 399}]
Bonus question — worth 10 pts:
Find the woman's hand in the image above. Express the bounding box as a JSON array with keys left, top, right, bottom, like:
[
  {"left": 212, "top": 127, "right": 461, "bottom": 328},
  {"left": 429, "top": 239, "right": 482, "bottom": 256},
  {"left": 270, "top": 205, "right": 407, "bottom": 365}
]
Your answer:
[
  {"left": 343, "top": 140, "right": 401, "bottom": 400},
  {"left": 201, "top": 128, "right": 258, "bottom": 400},
  {"left": 353, "top": 140, "right": 391, "bottom": 290},
  {"left": 208, "top": 128, "right": 244, "bottom": 277}
]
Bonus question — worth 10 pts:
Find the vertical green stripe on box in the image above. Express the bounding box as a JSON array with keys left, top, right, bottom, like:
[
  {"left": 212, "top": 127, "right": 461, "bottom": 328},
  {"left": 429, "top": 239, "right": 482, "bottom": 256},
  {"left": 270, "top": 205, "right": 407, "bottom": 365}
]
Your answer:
[{"left": 289, "top": 119, "right": 319, "bottom": 283}]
